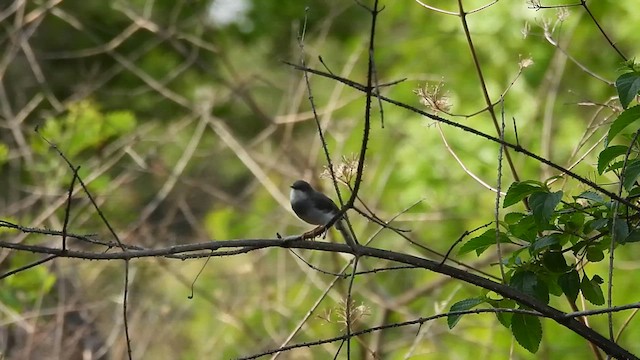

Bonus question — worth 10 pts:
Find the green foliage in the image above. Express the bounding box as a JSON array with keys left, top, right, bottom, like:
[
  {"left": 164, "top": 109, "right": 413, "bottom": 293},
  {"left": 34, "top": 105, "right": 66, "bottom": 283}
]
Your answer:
[
  {"left": 615, "top": 61, "right": 640, "bottom": 109},
  {"left": 558, "top": 270, "right": 580, "bottom": 303},
  {"left": 581, "top": 274, "right": 605, "bottom": 306},
  {"left": 489, "top": 298, "right": 517, "bottom": 328},
  {"left": 34, "top": 100, "right": 136, "bottom": 158},
  {"left": 3, "top": 0, "right": 640, "bottom": 358},
  {"left": 606, "top": 106, "right": 640, "bottom": 145},
  {"left": 458, "top": 229, "right": 513, "bottom": 256},
  {"left": 509, "top": 270, "right": 549, "bottom": 304},
  {"left": 447, "top": 296, "right": 519, "bottom": 331},
  {"left": 447, "top": 297, "right": 486, "bottom": 329},
  {"left": 206, "top": 207, "right": 235, "bottom": 239},
  {"left": 529, "top": 191, "right": 563, "bottom": 229},
  {"left": 511, "top": 312, "right": 542, "bottom": 353},
  {"left": 0, "top": 142, "right": 8, "bottom": 165},
  {"left": 452, "top": 69, "right": 640, "bottom": 352},
  {"left": 597, "top": 145, "right": 630, "bottom": 174},
  {"left": 502, "top": 181, "right": 544, "bottom": 207},
  {"left": 1, "top": 253, "right": 56, "bottom": 311}
]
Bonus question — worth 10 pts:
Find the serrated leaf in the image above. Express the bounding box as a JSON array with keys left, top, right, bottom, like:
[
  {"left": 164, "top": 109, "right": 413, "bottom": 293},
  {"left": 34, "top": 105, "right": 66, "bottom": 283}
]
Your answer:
[
  {"left": 510, "top": 271, "right": 549, "bottom": 304},
  {"left": 616, "top": 72, "right": 640, "bottom": 109},
  {"left": 490, "top": 299, "right": 516, "bottom": 328},
  {"left": 458, "top": 229, "right": 512, "bottom": 256},
  {"left": 607, "top": 105, "right": 640, "bottom": 144},
  {"left": 503, "top": 181, "right": 543, "bottom": 208},
  {"left": 558, "top": 270, "right": 580, "bottom": 303},
  {"left": 597, "top": 145, "right": 629, "bottom": 174},
  {"left": 447, "top": 297, "right": 486, "bottom": 329},
  {"left": 581, "top": 274, "right": 605, "bottom": 305},
  {"left": 529, "top": 191, "right": 563, "bottom": 228},
  {"left": 511, "top": 312, "right": 542, "bottom": 353},
  {"left": 623, "top": 159, "right": 640, "bottom": 190}
]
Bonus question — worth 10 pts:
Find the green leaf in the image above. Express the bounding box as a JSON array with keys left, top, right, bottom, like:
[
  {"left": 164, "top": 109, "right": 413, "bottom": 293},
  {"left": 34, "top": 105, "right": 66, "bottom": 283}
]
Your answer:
[
  {"left": 560, "top": 212, "right": 585, "bottom": 234},
  {"left": 607, "top": 105, "right": 640, "bottom": 144},
  {"left": 530, "top": 234, "right": 560, "bottom": 254},
  {"left": 509, "top": 214, "right": 537, "bottom": 242},
  {"left": 447, "top": 297, "right": 486, "bottom": 329},
  {"left": 574, "top": 191, "right": 605, "bottom": 204},
  {"left": 628, "top": 186, "right": 640, "bottom": 199},
  {"left": 511, "top": 312, "right": 542, "bottom": 353},
  {"left": 612, "top": 220, "right": 630, "bottom": 244},
  {"left": 503, "top": 181, "right": 543, "bottom": 208},
  {"left": 558, "top": 270, "right": 580, "bottom": 303},
  {"left": 623, "top": 159, "right": 640, "bottom": 190},
  {"left": 529, "top": 191, "right": 563, "bottom": 228},
  {"left": 585, "top": 218, "right": 608, "bottom": 233},
  {"left": 581, "top": 274, "right": 605, "bottom": 306},
  {"left": 504, "top": 212, "right": 526, "bottom": 225},
  {"left": 489, "top": 299, "right": 516, "bottom": 328},
  {"left": 510, "top": 270, "right": 549, "bottom": 304},
  {"left": 622, "top": 229, "right": 640, "bottom": 244},
  {"left": 504, "top": 248, "right": 527, "bottom": 267},
  {"left": 616, "top": 72, "right": 640, "bottom": 109},
  {"left": 545, "top": 274, "right": 563, "bottom": 296},
  {"left": 542, "top": 251, "right": 569, "bottom": 273},
  {"left": 458, "top": 229, "right": 512, "bottom": 256},
  {"left": 597, "top": 145, "right": 629, "bottom": 174},
  {"left": 586, "top": 247, "right": 605, "bottom": 262}
]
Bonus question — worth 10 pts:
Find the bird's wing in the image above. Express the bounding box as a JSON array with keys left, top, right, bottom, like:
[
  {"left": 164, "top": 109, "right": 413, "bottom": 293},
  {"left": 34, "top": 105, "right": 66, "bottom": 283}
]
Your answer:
[{"left": 316, "top": 193, "right": 340, "bottom": 214}]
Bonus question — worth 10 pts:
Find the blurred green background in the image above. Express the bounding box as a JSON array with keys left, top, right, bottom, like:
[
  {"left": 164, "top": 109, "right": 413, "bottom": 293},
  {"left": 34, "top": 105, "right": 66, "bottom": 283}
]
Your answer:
[{"left": 1, "top": 0, "right": 639, "bottom": 359}]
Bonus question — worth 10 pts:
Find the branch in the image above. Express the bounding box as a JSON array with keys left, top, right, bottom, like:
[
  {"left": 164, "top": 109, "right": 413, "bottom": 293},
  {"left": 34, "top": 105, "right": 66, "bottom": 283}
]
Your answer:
[{"left": 0, "top": 236, "right": 635, "bottom": 359}]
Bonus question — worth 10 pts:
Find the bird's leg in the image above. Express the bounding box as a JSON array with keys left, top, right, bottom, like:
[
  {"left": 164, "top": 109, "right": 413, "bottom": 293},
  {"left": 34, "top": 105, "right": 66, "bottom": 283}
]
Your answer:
[{"left": 302, "top": 225, "right": 326, "bottom": 240}]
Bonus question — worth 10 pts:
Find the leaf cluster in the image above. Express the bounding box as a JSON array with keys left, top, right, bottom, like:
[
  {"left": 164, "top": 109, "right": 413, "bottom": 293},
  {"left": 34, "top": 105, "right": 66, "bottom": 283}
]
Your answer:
[{"left": 449, "top": 64, "right": 640, "bottom": 354}]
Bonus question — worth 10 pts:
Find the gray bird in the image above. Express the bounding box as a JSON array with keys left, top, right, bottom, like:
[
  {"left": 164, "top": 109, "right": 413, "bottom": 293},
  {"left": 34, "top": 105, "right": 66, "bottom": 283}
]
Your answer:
[{"left": 289, "top": 180, "right": 356, "bottom": 247}]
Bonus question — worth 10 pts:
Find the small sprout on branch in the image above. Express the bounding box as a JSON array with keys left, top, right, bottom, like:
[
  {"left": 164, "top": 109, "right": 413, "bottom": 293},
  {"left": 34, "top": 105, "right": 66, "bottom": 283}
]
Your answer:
[
  {"left": 321, "top": 154, "right": 361, "bottom": 186},
  {"left": 317, "top": 299, "right": 371, "bottom": 330},
  {"left": 521, "top": 21, "right": 531, "bottom": 39},
  {"left": 519, "top": 56, "right": 534, "bottom": 70},
  {"left": 414, "top": 81, "right": 452, "bottom": 114},
  {"left": 556, "top": 7, "right": 569, "bottom": 22},
  {"left": 337, "top": 298, "right": 371, "bottom": 330},
  {"left": 526, "top": 0, "right": 541, "bottom": 10}
]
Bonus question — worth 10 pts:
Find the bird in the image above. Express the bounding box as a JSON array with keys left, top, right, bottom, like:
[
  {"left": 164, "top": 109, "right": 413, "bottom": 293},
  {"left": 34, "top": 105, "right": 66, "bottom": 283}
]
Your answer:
[{"left": 289, "top": 180, "right": 356, "bottom": 247}]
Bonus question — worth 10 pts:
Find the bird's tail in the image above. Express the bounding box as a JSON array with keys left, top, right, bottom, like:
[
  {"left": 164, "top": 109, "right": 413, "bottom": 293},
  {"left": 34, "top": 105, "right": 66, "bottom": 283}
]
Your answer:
[{"left": 335, "top": 218, "right": 358, "bottom": 249}]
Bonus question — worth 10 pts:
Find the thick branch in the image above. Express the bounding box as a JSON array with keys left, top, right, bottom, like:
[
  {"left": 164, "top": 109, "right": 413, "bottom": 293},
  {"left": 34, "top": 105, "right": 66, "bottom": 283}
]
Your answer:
[{"left": 0, "top": 237, "right": 636, "bottom": 359}]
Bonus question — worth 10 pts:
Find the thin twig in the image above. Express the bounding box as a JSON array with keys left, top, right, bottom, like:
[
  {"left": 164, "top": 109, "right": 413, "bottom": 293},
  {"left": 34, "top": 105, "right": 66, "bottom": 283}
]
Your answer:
[
  {"left": 123, "top": 260, "right": 132, "bottom": 360},
  {"left": 61, "top": 166, "right": 79, "bottom": 251},
  {"left": 35, "top": 131, "right": 126, "bottom": 251},
  {"left": 608, "top": 129, "right": 640, "bottom": 340},
  {"left": 494, "top": 100, "right": 507, "bottom": 282},
  {"left": 283, "top": 63, "right": 640, "bottom": 212}
]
